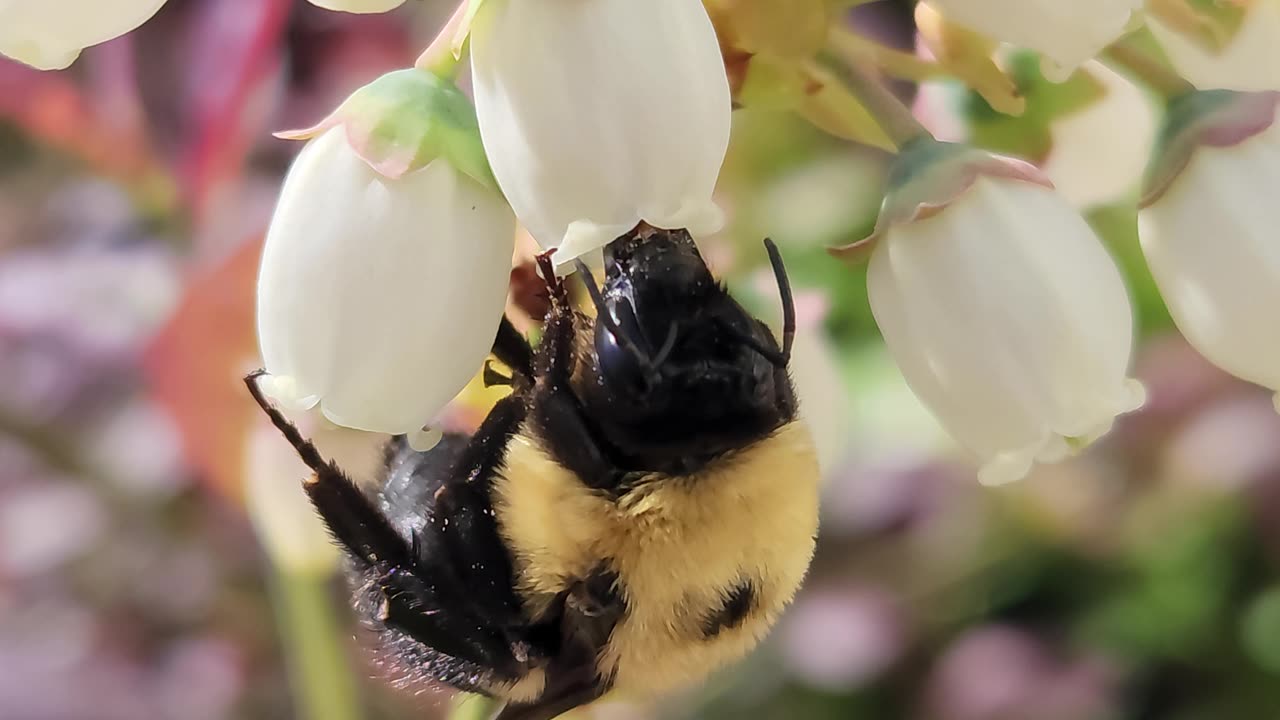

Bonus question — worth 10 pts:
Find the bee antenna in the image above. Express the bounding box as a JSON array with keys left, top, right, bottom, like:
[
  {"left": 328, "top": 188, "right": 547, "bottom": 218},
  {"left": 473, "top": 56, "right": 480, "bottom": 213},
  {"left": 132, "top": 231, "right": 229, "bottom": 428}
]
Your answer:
[
  {"left": 722, "top": 323, "right": 789, "bottom": 368},
  {"left": 651, "top": 322, "right": 679, "bottom": 368},
  {"left": 763, "top": 238, "right": 795, "bottom": 363},
  {"left": 573, "top": 260, "right": 656, "bottom": 374}
]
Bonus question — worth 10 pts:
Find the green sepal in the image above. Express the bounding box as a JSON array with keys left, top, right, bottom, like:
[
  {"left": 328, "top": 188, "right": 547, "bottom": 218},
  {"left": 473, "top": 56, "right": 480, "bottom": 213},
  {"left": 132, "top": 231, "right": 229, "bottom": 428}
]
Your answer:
[
  {"left": 705, "top": 0, "right": 830, "bottom": 61},
  {"left": 829, "top": 137, "right": 1051, "bottom": 264},
  {"left": 1142, "top": 89, "right": 1279, "bottom": 206},
  {"left": 277, "top": 68, "right": 496, "bottom": 189},
  {"left": 965, "top": 50, "right": 1108, "bottom": 164},
  {"left": 736, "top": 54, "right": 811, "bottom": 111}
]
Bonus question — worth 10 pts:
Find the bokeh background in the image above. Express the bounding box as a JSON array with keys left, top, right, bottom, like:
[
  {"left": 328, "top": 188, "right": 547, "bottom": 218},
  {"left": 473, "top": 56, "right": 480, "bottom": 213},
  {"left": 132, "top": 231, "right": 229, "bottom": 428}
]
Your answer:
[{"left": 3, "top": 2, "right": 1279, "bottom": 719}]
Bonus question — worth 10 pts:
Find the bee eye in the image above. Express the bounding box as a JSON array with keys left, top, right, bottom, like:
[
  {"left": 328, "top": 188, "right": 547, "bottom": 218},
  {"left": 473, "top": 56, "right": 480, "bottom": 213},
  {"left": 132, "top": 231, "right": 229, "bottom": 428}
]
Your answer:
[{"left": 594, "top": 323, "right": 651, "bottom": 395}]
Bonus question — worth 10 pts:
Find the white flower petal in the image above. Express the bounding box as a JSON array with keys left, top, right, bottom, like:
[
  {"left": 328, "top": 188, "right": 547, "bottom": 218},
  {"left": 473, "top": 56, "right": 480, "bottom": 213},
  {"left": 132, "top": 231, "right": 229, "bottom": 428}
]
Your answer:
[
  {"left": 470, "top": 0, "right": 731, "bottom": 265},
  {"left": 924, "top": 0, "right": 1141, "bottom": 77},
  {"left": 1140, "top": 116, "right": 1280, "bottom": 396},
  {"left": 307, "top": 0, "right": 406, "bottom": 13},
  {"left": 868, "top": 177, "right": 1141, "bottom": 483},
  {"left": 1149, "top": 1, "right": 1280, "bottom": 92},
  {"left": 257, "top": 127, "right": 516, "bottom": 436},
  {"left": 0, "top": 0, "right": 168, "bottom": 70},
  {"left": 1042, "top": 62, "right": 1160, "bottom": 208},
  {"left": 408, "top": 427, "right": 443, "bottom": 453},
  {"left": 979, "top": 446, "right": 1039, "bottom": 486}
]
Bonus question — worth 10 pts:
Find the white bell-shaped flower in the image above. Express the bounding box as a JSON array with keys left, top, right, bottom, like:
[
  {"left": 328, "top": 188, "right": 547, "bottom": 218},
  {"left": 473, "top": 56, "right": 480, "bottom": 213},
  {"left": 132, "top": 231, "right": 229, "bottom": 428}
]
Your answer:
[
  {"left": 1139, "top": 91, "right": 1280, "bottom": 407},
  {"left": 847, "top": 141, "right": 1144, "bottom": 485},
  {"left": 256, "top": 69, "right": 515, "bottom": 446},
  {"left": 924, "top": 0, "right": 1142, "bottom": 80},
  {"left": 258, "top": 127, "right": 514, "bottom": 444},
  {"left": 307, "top": 0, "right": 406, "bottom": 13},
  {"left": 1, "top": 0, "right": 167, "bottom": 70},
  {"left": 1149, "top": 0, "right": 1280, "bottom": 92},
  {"left": 469, "top": 0, "right": 731, "bottom": 267}
]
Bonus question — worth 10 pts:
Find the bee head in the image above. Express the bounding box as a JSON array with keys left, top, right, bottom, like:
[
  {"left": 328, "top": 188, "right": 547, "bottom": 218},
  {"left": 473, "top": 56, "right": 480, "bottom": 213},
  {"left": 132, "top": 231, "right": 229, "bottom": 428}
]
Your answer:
[{"left": 574, "top": 228, "right": 797, "bottom": 474}]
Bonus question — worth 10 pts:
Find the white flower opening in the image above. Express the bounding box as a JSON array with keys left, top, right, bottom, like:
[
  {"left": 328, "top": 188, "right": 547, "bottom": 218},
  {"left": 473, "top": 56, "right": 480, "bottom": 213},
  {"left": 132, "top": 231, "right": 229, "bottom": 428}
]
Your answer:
[
  {"left": 469, "top": 0, "right": 732, "bottom": 267},
  {"left": 256, "top": 127, "right": 515, "bottom": 444},
  {"left": 868, "top": 177, "right": 1145, "bottom": 485},
  {"left": 1139, "top": 113, "right": 1280, "bottom": 408},
  {"left": 0, "top": 0, "right": 168, "bottom": 70}
]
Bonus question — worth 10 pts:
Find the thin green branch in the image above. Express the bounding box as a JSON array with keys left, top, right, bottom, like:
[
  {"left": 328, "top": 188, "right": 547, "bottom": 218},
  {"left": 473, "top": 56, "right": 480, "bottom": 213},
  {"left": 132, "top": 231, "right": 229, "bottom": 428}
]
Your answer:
[
  {"left": 827, "top": 27, "right": 945, "bottom": 83},
  {"left": 817, "top": 52, "right": 932, "bottom": 150},
  {"left": 1103, "top": 35, "right": 1195, "bottom": 101},
  {"left": 415, "top": 1, "right": 471, "bottom": 79},
  {"left": 0, "top": 407, "right": 97, "bottom": 481},
  {"left": 271, "top": 566, "right": 363, "bottom": 720}
]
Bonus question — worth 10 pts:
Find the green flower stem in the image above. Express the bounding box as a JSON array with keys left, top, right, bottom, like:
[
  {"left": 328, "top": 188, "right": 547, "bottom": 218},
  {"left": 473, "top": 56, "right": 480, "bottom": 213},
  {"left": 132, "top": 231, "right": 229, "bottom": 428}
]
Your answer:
[
  {"left": 1146, "top": 0, "right": 1233, "bottom": 52},
  {"left": 416, "top": 0, "right": 471, "bottom": 80},
  {"left": 1103, "top": 36, "right": 1195, "bottom": 101},
  {"left": 819, "top": 52, "right": 932, "bottom": 150},
  {"left": 799, "top": 61, "right": 897, "bottom": 151},
  {"left": 271, "top": 565, "right": 363, "bottom": 720},
  {"left": 827, "top": 28, "right": 945, "bottom": 84},
  {"left": 827, "top": 27, "right": 1024, "bottom": 116},
  {"left": 448, "top": 694, "right": 502, "bottom": 720}
]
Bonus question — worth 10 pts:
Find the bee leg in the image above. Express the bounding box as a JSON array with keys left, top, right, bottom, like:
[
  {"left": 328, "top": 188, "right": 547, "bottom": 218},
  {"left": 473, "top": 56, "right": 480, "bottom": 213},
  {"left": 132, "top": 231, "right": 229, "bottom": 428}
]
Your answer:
[
  {"left": 534, "top": 249, "right": 569, "bottom": 307},
  {"left": 530, "top": 311, "right": 622, "bottom": 487},
  {"left": 535, "top": 392, "right": 620, "bottom": 490},
  {"left": 494, "top": 684, "right": 606, "bottom": 720},
  {"left": 427, "top": 394, "right": 532, "bottom": 630},
  {"left": 484, "top": 360, "right": 514, "bottom": 388},
  {"left": 243, "top": 372, "right": 530, "bottom": 675},
  {"left": 492, "top": 315, "right": 534, "bottom": 379},
  {"left": 523, "top": 253, "right": 623, "bottom": 488},
  {"left": 494, "top": 587, "right": 619, "bottom": 720}
]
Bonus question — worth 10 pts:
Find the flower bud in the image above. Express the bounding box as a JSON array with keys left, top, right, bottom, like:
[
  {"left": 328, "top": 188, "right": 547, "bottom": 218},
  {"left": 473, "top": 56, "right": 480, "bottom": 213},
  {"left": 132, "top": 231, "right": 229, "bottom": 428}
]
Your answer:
[
  {"left": 1, "top": 0, "right": 167, "bottom": 70},
  {"left": 243, "top": 421, "right": 339, "bottom": 574},
  {"left": 1149, "top": 0, "right": 1280, "bottom": 92},
  {"left": 837, "top": 140, "right": 1145, "bottom": 485},
  {"left": 923, "top": 0, "right": 1142, "bottom": 80},
  {"left": 1139, "top": 90, "right": 1280, "bottom": 407},
  {"left": 469, "top": 0, "right": 731, "bottom": 267},
  {"left": 256, "top": 70, "right": 515, "bottom": 445}
]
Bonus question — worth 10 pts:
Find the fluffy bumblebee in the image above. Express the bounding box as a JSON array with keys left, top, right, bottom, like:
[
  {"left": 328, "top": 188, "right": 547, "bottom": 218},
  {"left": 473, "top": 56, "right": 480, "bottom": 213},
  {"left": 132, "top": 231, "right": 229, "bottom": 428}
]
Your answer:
[{"left": 246, "top": 226, "right": 820, "bottom": 720}]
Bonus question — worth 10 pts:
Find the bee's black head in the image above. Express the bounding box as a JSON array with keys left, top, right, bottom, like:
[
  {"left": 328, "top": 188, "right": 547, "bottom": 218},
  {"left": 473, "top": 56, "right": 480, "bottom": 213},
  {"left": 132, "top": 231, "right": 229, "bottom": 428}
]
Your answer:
[{"left": 574, "top": 227, "right": 797, "bottom": 474}]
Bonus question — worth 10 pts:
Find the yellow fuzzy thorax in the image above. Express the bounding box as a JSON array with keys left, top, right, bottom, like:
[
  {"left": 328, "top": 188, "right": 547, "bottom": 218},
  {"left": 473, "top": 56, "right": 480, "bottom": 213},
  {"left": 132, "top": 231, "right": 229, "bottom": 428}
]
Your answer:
[{"left": 492, "top": 420, "right": 820, "bottom": 696}]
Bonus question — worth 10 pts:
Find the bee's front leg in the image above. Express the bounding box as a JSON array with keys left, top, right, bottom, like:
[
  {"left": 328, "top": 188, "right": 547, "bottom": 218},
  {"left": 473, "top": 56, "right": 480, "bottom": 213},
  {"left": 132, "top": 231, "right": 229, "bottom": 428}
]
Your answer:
[{"left": 524, "top": 253, "right": 623, "bottom": 490}]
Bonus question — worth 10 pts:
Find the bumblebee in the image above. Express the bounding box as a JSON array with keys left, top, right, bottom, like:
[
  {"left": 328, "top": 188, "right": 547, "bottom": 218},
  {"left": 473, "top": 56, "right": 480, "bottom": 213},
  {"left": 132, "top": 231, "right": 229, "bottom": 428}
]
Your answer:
[{"left": 247, "top": 226, "right": 820, "bottom": 720}]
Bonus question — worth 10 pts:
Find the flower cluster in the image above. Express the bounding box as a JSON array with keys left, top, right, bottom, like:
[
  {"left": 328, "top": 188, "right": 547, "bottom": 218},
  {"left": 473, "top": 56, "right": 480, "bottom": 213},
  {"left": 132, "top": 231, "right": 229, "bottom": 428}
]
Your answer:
[
  {"left": 921, "top": 0, "right": 1280, "bottom": 91},
  {"left": 4, "top": 0, "right": 1278, "bottom": 487},
  {"left": 254, "top": 0, "right": 732, "bottom": 445},
  {"left": 844, "top": 2, "right": 1280, "bottom": 483}
]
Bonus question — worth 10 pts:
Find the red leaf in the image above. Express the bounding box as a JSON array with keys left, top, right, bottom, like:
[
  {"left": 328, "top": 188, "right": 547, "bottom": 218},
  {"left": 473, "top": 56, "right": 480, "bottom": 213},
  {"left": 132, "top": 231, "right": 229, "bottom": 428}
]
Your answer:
[{"left": 144, "top": 237, "right": 262, "bottom": 502}]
